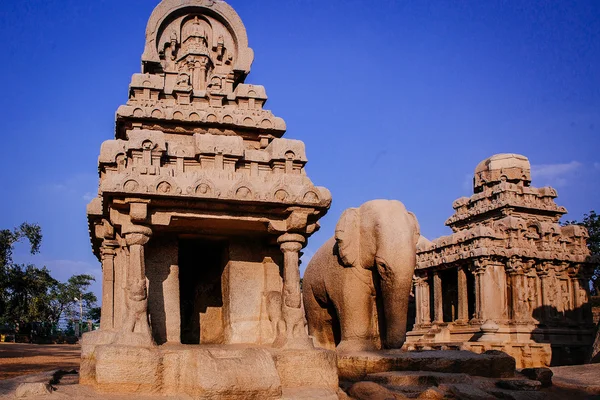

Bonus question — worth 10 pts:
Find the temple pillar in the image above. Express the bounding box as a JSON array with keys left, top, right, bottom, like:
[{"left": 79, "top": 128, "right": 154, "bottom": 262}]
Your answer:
[
  {"left": 456, "top": 265, "right": 469, "bottom": 324},
  {"left": 275, "top": 233, "right": 312, "bottom": 349},
  {"left": 470, "top": 261, "right": 485, "bottom": 323},
  {"left": 414, "top": 275, "right": 431, "bottom": 328},
  {"left": 433, "top": 271, "right": 443, "bottom": 324},
  {"left": 506, "top": 257, "right": 525, "bottom": 323},
  {"left": 100, "top": 240, "right": 119, "bottom": 330},
  {"left": 537, "top": 262, "right": 554, "bottom": 323},
  {"left": 119, "top": 222, "right": 154, "bottom": 345},
  {"left": 568, "top": 265, "right": 583, "bottom": 323},
  {"left": 478, "top": 258, "right": 508, "bottom": 322}
]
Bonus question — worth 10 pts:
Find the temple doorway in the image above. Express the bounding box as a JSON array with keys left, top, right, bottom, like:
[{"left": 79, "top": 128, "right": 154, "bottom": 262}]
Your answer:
[
  {"left": 441, "top": 269, "right": 458, "bottom": 322},
  {"left": 179, "top": 238, "right": 228, "bottom": 344}
]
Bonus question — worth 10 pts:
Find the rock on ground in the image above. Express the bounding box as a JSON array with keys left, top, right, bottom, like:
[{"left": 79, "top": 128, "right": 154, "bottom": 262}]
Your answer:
[
  {"left": 520, "top": 368, "right": 553, "bottom": 388},
  {"left": 15, "top": 383, "right": 52, "bottom": 398},
  {"left": 347, "top": 381, "right": 407, "bottom": 400}
]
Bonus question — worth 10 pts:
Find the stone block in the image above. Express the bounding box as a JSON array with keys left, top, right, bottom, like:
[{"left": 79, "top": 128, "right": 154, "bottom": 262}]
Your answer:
[
  {"left": 94, "top": 345, "right": 162, "bottom": 393},
  {"left": 281, "top": 388, "right": 339, "bottom": 400},
  {"left": 417, "top": 387, "right": 446, "bottom": 399},
  {"left": 486, "top": 389, "right": 547, "bottom": 400},
  {"left": 271, "top": 348, "right": 338, "bottom": 390},
  {"left": 439, "top": 383, "right": 496, "bottom": 400},
  {"left": 175, "top": 347, "right": 281, "bottom": 399},
  {"left": 337, "top": 350, "right": 515, "bottom": 381},
  {"left": 347, "top": 381, "right": 408, "bottom": 400},
  {"left": 366, "top": 371, "right": 473, "bottom": 386},
  {"left": 496, "top": 379, "right": 542, "bottom": 391},
  {"left": 15, "top": 383, "right": 52, "bottom": 398}
]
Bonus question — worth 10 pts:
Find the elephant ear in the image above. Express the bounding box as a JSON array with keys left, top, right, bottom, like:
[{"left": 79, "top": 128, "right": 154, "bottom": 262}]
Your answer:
[
  {"left": 335, "top": 208, "right": 361, "bottom": 268},
  {"left": 408, "top": 211, "right": 421, "bottom": 244}
]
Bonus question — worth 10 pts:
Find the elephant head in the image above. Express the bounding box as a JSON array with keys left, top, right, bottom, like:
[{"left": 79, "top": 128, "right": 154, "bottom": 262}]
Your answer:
[{"left": 335, "top": 199, "right": 420, "bottom": 348}]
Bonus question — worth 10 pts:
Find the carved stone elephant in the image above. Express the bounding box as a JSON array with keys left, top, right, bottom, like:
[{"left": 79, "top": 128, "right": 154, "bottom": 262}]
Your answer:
[{"left": 303, "top": 199, "right": 420, "bottom": 352}]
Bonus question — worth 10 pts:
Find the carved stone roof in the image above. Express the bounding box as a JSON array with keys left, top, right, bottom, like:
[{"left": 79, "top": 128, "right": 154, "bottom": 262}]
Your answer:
[
  {"left": 87, "top": 0, "right": 331, "bottom": 257},
  {"left": 116, "top": 0, "right": 285, "bottom": 139},
  {"left": 417, "top": 154, "right": 592, "bottom": 270}
]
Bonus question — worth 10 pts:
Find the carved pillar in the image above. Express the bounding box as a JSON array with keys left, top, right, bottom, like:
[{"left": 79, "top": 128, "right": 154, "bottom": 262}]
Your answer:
[
  {"left": 470, "top": 261, "right": 486, "bottom": 323},
  {"left": 456, "top": 265, "right": 469, "bottom": 324},
  {"left": 433, "top": 270, "right": 443, "bottom": 324},
  {"left": 537, "top": 262, "right": 553, "bottom": 323},
  {"left": 413, "top": 276, "right": 422, "bottom": 327},
  {"left": 275, "top": 233, "right": 312, "bottom": 349},
  {"left": 568, "top": 265, "right": 583, "bottom": 323},
  {"left": 537, "top": 262, "right": 560, "bottom": 323},
  {"left": 477, "top": 257, "right": 508, "bottom": 323},
  {"left": 100, "top": 240, "right": 119, "bottom": 330},
  {"left": 414, "top": 275, "right": 431, "bottom": 328},
  {"left": 506, "top": 257, "right": 524, "bottom": 323},
  {"left": 120, "top": 222, "right": 153, "bottom": 345},
  {"left": 574, "top": 267, "right": 593, "bottom": 325}
]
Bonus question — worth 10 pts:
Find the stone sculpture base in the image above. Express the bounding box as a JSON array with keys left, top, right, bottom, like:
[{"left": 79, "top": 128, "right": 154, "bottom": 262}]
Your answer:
[
  {"left": 81, "top": 332, "right": 338, "bottom": 399},
  {"left": 405, "top": 341, "right": 553, "bottom": 369},
  {"left": 336, "top": 349, "right": 516, "bottom": 382}
]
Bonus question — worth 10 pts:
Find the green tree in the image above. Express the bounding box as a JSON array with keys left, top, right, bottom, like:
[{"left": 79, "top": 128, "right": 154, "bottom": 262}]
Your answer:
[
  {"left": 49, "top": 274, "right": 97, "bottom": 327},
  {"left": 3, "top": 264, "right": 58, "bottom": 334},
  {"left": 564, "top": 211, "right": 600, "bottom": 294},
  {"left": 0, "top": 223, "right": 97, "bottom": 337},
  {"left": 0, "top": 223, "right": 43, "bottom": 325}
]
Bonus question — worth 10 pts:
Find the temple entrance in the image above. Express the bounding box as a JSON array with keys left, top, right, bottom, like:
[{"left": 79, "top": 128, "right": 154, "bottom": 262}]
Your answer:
[
  {"left": 179, "top": 238, "right": 228, "bottom": 345},
  {"left": 441, "top": 269, "right": 458, "bottom": 322}
]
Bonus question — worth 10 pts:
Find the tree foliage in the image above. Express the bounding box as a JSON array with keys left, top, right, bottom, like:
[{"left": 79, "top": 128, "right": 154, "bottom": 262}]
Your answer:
[{"left": 0, "top": 223, "right": 97, "bottom": 336}]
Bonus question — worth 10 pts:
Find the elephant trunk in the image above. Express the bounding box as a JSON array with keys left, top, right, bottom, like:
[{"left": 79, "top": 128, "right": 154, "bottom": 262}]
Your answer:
[{"left": 378, "top": 251, "right": 416, "bottom": 349}]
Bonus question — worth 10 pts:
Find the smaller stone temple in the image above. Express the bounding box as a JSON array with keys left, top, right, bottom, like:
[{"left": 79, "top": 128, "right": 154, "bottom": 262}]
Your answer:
[
  {"left": 82, "top": 1, "right": 338, "bottom": 398},
  {"left": 407, "top": 154, "right": 596, "bottom": 368}
]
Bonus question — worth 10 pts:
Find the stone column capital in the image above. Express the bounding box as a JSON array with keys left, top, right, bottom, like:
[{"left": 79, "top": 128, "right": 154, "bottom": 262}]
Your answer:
[
  {"left": 123, "top": 225, "right": 152, "bottom": 246},
  {"left": 100, "top": 241, "right": 119, "bottom": 259},
  {"left": 535, "top": 261, "right": 554, "bottom": 277},
  {"left": 277, "top": 233, "right": 305, "bottom": 252},
  {"left": 413, "top": 275, "right": 428, "bottom": 287}
]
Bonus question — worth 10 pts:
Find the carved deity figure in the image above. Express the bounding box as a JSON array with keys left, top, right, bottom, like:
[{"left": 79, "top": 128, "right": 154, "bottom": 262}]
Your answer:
[
  {"left": 526, "top": 277, "right": 537, "bottom": 317},
  {"left": 176, "top": 73, "right": 191, "bottom": 89}
]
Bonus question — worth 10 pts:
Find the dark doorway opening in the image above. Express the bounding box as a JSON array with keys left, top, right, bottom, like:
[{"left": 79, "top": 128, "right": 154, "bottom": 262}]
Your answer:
[
  {"left": 179, "top": 238, "right": 228, "bottom": 345},
  {"left": 467, "top": 268, "right": 476, "bottom": 320},
  {"left": 441, "top": 269, "right": 458, "bottom": 322}
]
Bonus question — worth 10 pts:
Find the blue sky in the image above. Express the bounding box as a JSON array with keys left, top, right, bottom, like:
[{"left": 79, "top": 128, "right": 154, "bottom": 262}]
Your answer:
[{"left": 0, "top": 0, "right": 598, "bottom": 300}]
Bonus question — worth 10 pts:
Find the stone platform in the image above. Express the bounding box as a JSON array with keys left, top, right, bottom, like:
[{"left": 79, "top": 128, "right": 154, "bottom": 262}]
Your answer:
[
  {"left": 81, "top": 338, "right": 338, "bottom": 399},
  {"left": 337, "top": 349, "right": 516, "bottom": 381},
  {"left": 337, "top": 350, "right": 599, "bottom": 400}
]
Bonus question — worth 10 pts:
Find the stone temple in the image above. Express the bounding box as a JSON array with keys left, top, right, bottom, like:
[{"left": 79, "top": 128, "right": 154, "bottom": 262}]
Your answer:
[
  {"left": 83, "top": 0, "right": 338, "bottom": 398},
  {"left": 407, "top": 154, "right": 596, "bottom": 368}
]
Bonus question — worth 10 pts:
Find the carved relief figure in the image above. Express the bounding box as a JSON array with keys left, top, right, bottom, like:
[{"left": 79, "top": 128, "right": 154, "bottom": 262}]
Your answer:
[
  {"left": 303, "top": 200, "right": 420, "bottom": 352},
  {"left": 122, "top": 278, "right": 151, "bottom": 337},
  {"left": 526, "top": 276, "right": 537, "bottom": 317}
]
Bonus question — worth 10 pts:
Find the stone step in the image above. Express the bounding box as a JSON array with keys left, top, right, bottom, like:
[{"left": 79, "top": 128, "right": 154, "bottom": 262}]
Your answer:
[
  {"left": 366, "top": 371, "right": 473, "bottom": 387},
  {"left": 338, "top": 350, "right": 515, "bottom": 381}
]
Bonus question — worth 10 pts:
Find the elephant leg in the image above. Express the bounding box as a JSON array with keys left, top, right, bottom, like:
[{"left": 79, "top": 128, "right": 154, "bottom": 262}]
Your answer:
[
  {"left": 303, "top": 285, "right": 336, "bottom": 351},
  {"left": 336, "top": 286, "right": 377, "bottom": 353}
]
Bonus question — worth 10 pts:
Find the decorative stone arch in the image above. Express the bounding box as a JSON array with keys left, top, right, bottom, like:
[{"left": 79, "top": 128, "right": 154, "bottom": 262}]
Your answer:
[
  {"left": 268, "top": 184, "right": 295, "bottom": 204},
  {"left": 190, "top": 177, "right": 220, "bottom": 197},
  {"left": 119, "top": 177, "right": 143, "bottom": 193},
  {"left": 229, "top": 180, "right": 256, "bottom": 200},
  {"left": 152, "top": 176, "right": 182, "bottom": 195},
  {"left": 142, "top": 0, "right": 254, "bottom": 77}
]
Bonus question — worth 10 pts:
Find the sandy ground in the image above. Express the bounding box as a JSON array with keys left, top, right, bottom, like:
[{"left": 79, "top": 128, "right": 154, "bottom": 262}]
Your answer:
[
  {"left": 0, "top": 343, "right": 81, "bottom": 380},
  {"left": 0, "top": 343, "right": 599, "bottom": 399}
]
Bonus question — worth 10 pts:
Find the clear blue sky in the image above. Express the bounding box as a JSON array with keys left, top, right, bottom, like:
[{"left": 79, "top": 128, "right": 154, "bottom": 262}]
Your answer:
[{"left": 1, "top": 0, "right": 599, "bottom": 300}]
